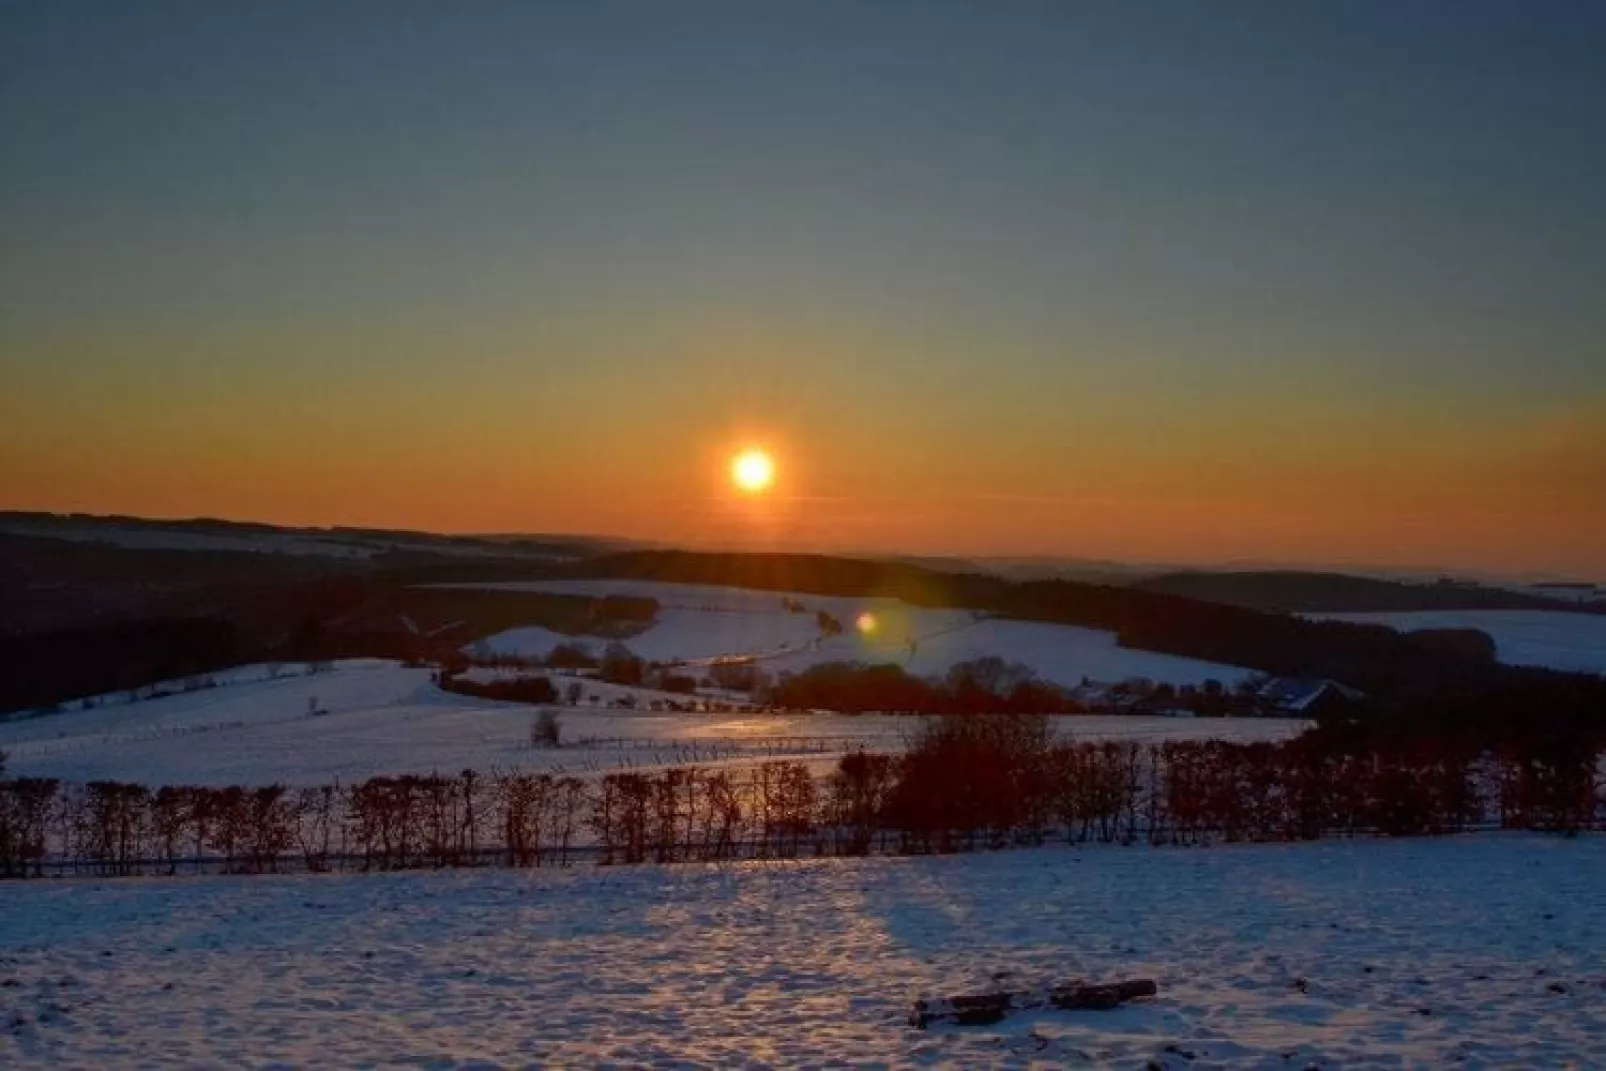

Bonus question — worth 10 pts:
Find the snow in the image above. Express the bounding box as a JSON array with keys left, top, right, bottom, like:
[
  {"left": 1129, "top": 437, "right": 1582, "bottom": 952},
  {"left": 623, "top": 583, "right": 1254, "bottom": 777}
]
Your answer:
[
  {"left": 12, "top": 661, "right": 367, "bottom": 719},
  {"left": 3, "top": 835, "right": 1603, "bottom": 1067},
  {"left": 456, "top": 579, "right": 1254, "bottom": 687},
  {"left": 0, "top": 660, "right": 1303, "bottom": 788},
  {"left": 767, "top": 616, "right": 1254, "bottom": 689},
  {"left": 1310, "top": 610, "right": 1606, "bottom": 675}
]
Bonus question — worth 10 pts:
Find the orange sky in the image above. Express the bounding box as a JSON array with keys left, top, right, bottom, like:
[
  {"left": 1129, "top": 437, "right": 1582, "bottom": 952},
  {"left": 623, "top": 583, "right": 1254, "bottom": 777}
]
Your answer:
[
  {"left": 3, "top": 362, "right": 1600, "bottom": 575},
  {"left": 4, "top": 5, "right": 1604, "bottom": 577}
]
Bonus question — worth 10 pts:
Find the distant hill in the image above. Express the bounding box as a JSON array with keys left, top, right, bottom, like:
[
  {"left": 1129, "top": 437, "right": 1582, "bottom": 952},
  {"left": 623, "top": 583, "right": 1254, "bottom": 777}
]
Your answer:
[
  {"left": 1131, "top": 570, "right": 1601, "bottom": 615},
  {"left": 875, "top": 554, "right": 1173, "bottom": 586},
  {"left": 3, "top": 535, "right": 1604, "bottom": 741},
  {"left": 0, "top": 510, "right": 627, "bottom": 563},
  {"left": 4, "top": 514, "right": 1603, "bottom": 738},
  {"left": 557, "top": 549, "right": 1602, "bottom": 692}
]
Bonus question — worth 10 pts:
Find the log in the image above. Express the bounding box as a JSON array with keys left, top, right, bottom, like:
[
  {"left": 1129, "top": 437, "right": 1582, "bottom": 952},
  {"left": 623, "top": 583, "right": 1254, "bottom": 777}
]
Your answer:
[
  {"left": 1049, "top": 979, "right": 1158, "bottom": 1010},
  {"left": 916, "top": 992, "right": 1013, "bottom": 1027},
  {"left": 911, "top": 978, "right": 1157, "bottom": 1028}
]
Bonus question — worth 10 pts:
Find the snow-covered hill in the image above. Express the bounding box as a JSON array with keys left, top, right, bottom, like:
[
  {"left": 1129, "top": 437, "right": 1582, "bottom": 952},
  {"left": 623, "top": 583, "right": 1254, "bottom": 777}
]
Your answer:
[{"left": 455, "top": 579, "right": 1253, "bottom": 687}]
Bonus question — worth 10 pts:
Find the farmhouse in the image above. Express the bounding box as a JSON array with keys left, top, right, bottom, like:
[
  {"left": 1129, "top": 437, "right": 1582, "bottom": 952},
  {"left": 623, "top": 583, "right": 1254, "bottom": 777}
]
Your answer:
[{"left": 1258, "top": 677, "right": 1365, "bottom": 718}]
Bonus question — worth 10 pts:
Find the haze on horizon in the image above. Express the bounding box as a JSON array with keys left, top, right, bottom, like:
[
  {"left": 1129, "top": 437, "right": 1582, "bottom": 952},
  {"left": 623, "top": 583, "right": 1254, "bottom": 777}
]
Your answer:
[{"left": 3, "top": 2, "right": 1602, "bottom": 576}]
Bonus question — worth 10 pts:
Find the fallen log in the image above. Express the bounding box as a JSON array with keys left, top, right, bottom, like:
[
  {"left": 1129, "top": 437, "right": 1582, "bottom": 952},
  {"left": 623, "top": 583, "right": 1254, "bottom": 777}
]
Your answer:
[
  {"left": 1050, "top": 979, "right": 1158, "bottom": 1010},
  {"left": 911, "top": 978, "right": 1157, "bottom": 1028}
]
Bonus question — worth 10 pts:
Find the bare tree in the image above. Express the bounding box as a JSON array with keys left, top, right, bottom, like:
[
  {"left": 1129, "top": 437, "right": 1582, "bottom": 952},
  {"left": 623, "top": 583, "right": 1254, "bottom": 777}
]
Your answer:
[{"left": 530, "top": 708, "right": 563, "bottom": 749}]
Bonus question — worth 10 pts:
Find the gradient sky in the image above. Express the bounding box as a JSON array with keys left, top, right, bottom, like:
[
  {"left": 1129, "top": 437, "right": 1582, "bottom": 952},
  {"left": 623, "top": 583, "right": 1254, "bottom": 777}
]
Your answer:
[{"left": 3, "top": 1, "right": 1603, "bottom": 575}]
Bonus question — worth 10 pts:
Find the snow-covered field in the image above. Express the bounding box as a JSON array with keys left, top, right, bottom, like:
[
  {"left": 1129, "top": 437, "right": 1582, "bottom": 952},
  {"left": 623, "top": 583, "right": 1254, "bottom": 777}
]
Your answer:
[
  {"left": 0, "top": 660, "right": 1303, "bottom": 787},
  {"left": 3, "top": 835, "right": 1603, "bottom": 1068},
  {"left": 456, "top": 579, "right": 1254, "bottom": 687},
  {"left": 1311, "top": 609, "right": 1606, "bottom": 675}
]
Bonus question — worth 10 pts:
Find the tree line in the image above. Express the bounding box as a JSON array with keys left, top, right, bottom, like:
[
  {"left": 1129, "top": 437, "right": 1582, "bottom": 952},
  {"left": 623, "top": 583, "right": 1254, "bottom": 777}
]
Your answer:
[
  {"left": 3, "top": 720, "right": 1599, "bottom": 881},
  {"left": 762, "top": 658, "right": 1070, "bottom": 714}
]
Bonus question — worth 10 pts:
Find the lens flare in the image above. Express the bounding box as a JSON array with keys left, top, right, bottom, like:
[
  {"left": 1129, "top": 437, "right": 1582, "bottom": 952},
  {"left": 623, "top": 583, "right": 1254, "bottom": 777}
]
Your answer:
[{"left": 856, "top": 611, "right": 878, "bottom": 635}]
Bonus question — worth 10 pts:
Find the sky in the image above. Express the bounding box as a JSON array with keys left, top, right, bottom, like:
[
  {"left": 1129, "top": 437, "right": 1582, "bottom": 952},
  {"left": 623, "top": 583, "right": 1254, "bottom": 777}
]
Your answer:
[{"left": 2, "top": 1, "right": 1603, "bottom": 576}]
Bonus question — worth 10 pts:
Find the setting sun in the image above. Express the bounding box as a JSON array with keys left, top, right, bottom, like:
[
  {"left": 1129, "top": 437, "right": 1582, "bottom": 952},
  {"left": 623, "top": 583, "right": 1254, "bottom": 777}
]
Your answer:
[{"left": 731, "top": 449, "right": 775, "bottom": 493}]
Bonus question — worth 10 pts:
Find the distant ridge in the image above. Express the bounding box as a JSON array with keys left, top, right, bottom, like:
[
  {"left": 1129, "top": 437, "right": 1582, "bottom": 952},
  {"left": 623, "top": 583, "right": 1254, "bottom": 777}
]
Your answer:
[
  {"left": 0, "top": 510, "right": 639, "bottom": 562},
  {"left": 1132, "top": 570, "right": 1602, "bottom": 615}
]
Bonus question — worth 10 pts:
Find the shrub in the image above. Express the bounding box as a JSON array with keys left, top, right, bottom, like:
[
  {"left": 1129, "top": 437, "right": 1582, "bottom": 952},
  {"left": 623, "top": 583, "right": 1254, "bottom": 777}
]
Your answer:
[
  {"left": 438, "top": 674, "right": 557, "bottom": 705},
  {"left": 659, "top": 673, "right": 698, "bottom": 695},
  {"left": 886, "top": 713, "right": 1057, "bottom": 848},
  {"left": 598, "top": 643, "right": 645, "bottom": 687},
  {"left": 531, "top": 708, "right": 563, "bottom": 749},
  {"left": 829, "top": 752, "right": 896, "bottom": 854},
  {"left": 708, "top": 661, "right": 767, "bottom": 692},
  {"left": 765, "top": 662, "right": 941, "bottom": 713}
]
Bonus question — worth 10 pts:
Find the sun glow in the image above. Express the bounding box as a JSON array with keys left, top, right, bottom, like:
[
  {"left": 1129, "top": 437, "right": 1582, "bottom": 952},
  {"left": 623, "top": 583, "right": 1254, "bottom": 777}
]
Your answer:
[{"left": 731, "top": 449, "right": 775, "bottom": 493}]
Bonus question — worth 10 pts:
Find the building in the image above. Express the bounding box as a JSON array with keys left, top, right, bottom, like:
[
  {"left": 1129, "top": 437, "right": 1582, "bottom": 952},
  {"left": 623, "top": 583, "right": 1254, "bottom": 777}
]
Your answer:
[{"left": 1257, "top": 677, "right": 1365, "bottom": 718}]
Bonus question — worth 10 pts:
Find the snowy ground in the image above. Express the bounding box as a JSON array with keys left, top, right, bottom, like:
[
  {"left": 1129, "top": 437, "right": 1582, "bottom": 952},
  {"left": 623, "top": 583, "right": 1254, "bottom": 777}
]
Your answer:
[
  {"left": 454, "top": 579, "right": 1254, "bottom": 688},
  {"left": 0, "top": 661, "right": 1304, "bottom": 787},
  {"left": 3, "top": 835, "right": 1603, "bottom": 1068},
  {"left": 1310, "top": 609, "right": 1606, "bottom": 675}
]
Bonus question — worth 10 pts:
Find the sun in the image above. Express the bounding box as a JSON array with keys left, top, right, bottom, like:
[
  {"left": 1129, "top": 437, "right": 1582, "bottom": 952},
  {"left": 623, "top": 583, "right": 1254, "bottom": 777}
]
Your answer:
[{"left": 731, "top": 448, "right": 775, "bottom": 493}]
